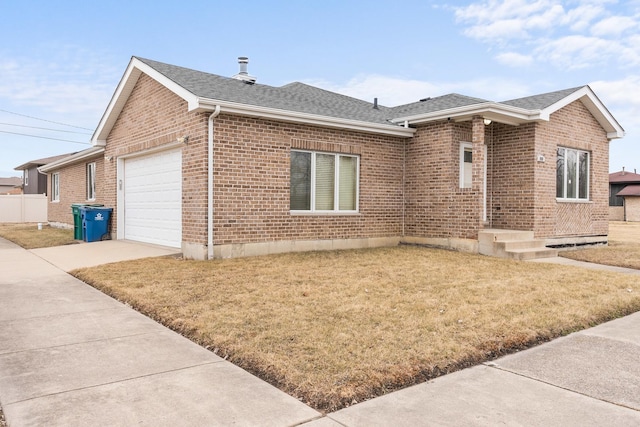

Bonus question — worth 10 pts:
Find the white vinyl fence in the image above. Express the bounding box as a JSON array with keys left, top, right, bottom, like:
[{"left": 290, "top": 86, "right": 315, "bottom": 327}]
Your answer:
[{"left": 0, "top": 194, "right": 48, "bottom": 223}]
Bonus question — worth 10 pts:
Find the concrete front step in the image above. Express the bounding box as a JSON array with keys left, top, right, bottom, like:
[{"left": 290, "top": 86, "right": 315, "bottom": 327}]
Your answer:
[
  {"left": 478, "top": 229, "right": 558, "bottom": 260},
  {"left": 503, "top": 247, "right": 559, "bottom": 261}
]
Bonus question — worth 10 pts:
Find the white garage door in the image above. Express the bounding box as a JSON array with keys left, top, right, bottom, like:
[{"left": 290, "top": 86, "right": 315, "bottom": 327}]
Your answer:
[{"left": 124, "top": 148, "right": 182, "bottom": 248}]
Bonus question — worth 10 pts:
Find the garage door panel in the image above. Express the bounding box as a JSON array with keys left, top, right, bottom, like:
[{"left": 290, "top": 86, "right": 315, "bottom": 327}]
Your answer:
[{"left": 124, "top": 149, "right": 182, "bottom": 248}]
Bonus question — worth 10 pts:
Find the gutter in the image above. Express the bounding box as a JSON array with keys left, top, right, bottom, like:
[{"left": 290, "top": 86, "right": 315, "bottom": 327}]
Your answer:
[
  {"left": 207, "top": 105, "right": 221, "bottom": 260},
  {"left": 193, "top": 99, "right": 416, "bottom": 138},
  {"left": 38, "top": 147, "right": 105, "bottom": 173}
]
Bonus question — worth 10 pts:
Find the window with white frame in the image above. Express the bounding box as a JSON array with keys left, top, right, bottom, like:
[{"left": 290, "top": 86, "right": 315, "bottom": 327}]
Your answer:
[
  {"left": 86, "top": 162, "right": 96, "bottom": 200},
  {"left": 290, "top": 150, "right": 359, "bottom": 212},
  {"left": 556, "top": 147, "right": 589, "bottom": 200},
  {"left": 459, "top": 142, "right": 473, "bottom": 189},
  {"left": 51, "top": 173, "right": 60, "bottom": 202},
  {"left": 23, "top": 170, "right": 28, "bottom": 187}
]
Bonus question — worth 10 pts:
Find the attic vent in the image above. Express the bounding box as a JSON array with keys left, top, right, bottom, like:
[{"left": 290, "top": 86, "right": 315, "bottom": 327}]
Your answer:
[
  {"left": 419, "top": 97, "right": 431, "bottom": 102},
  {"left": 232, "top": 56, "right": 256, "bottom": 84}
]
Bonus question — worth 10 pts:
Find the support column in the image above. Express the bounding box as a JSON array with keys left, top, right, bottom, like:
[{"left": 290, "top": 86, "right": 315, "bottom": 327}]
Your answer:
[{"left": 472, "top": 116, "right": 486, "bottom": 231}]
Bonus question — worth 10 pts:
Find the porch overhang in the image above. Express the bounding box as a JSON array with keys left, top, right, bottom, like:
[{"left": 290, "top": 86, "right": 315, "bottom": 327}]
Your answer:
[{"left": 389, "top": 102, "right": 548, "bottom": 127}]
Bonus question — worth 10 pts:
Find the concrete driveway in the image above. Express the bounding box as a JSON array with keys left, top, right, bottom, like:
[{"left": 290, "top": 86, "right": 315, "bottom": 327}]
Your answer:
[{"left": 30, "top": 240, "right": 180, "bottom": 271}]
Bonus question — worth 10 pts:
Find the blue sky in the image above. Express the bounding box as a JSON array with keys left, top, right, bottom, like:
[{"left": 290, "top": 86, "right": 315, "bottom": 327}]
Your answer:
[{"left": 1, "top": 0, "right": 639, "bottom": 177}]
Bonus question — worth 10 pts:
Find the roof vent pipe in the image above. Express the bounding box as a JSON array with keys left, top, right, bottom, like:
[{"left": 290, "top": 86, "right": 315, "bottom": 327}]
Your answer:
[
  {"left": 238, "top": 57, "right": 249, "bottom": 75},
  {"left": 232, "top": 56, "right": 256, "bottom": 84},
  {"left": 373, "top": 98, "right": 378, "bottom": 110}
]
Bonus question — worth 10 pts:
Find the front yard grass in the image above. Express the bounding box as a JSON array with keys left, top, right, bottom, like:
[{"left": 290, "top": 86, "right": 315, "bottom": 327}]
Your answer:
[
  {"left": 560, "top": 221, "right": 640, "bottom": 269},
  {"left": 72, "top": 245, "right": 640, "bottom": 412},
  {"left": 0, "top": 223, "right": 76, "bottom": 249}
]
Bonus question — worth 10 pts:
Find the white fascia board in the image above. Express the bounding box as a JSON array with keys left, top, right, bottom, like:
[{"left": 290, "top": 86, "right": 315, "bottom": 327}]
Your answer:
[
  {"left": 38, "top": 147, "right": 105, "bottom": 173},
  {"left": 541, "top": 86, "right": 625, "bottom": 139},
  {"left": 390, "top": 102, "right": 544, "bottom": 126},
  {"left": 193, "top": 98, "right": 416, "bottom": 138},
  {"left": 92, "top": 57, "right": 199, "bottom": 145}
]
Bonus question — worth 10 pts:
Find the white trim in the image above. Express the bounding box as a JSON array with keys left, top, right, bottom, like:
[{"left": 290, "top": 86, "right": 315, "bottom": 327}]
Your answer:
[
  {"left": 391, "top": 86, "right": 624, "bottom": 139},
  {"left": 290, "top": 150, "right": 360, "bottom": 214},
  {"left": 51, "top": 173, "right": 60, "bottom": 202},
  {"left": 38, "top": 147, "right": 105, "bottom": 173},
  {"left": 195, "top": 99, "right": 416, "bottom": 138},
  {"left": 92, "top": 57, "right": 199, "bottom": 145},
  {"left": 459, "top": 142, "right": 473, "bottom": 189},
  {"left": 541, "top": 86, "right": 624, "bottom": 139},
  {"left": 392, "top": 102, "right": 542, "bottom": 127},
  {"left": 556, "top": 146, "right": 590, "bottom": 201},
  {"left": 86, "top": 162, "right": 96, "bottom": 201}
]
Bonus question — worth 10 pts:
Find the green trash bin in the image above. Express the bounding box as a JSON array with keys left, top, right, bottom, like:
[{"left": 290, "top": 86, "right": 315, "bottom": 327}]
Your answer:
[{"left": 71, "top": 203, "right": 103, "bottom": 240}]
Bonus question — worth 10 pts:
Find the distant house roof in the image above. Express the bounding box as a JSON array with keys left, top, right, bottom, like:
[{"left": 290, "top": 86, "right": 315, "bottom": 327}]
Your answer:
[
  {"left": 609, "top": 170, "right": 640, "bottom": 184},
  {"left": 38, "top": 147, "right": 105, "bottom": 173},
  {"left": 91, "top": 56, "right": 626, "bottom": 144},
  {"left": 0, "top": 177, "right": 22, "bottom": 187},
  {"left": 616, "top": 185, "right": 640, "bottom": 197},
  {"left": 14, "top": 153, "right": 77, "bottom": 171}
]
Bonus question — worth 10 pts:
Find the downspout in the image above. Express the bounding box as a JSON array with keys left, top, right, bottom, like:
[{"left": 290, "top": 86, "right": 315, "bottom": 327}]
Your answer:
[{"left": 208, "top": 105, "right": 221, "bottom": 260}]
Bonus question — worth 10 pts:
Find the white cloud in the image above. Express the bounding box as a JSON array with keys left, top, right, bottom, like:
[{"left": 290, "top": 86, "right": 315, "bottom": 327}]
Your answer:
[
  {"left": 0, "top": 46, "right": 120, "bottom": 126},
  {"left": 495, "top": 51, "right": 534, "bottom": 67},
  {"left": 591, "top": 15, "right": 638, "bottom": 36},
  {"left": 534, "top": 35, "right": 627, "bottom": 69},
  {"left": 455, "top": 0, "right": 564, "bottom": 42},
  {"left": 454, "top": 0, "right": 640, "bottom": 70}
]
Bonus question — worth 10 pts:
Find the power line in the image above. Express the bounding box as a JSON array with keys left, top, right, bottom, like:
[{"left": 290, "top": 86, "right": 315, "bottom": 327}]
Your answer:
[
  {"left": 0, "top": 130, "right": 91, "bottom": 145},
  {"left": 0, "top": 108, "right": 94, "bottom": 131},
  {"left": 0, "top": 122, "right": 93, "bottom": 135}
]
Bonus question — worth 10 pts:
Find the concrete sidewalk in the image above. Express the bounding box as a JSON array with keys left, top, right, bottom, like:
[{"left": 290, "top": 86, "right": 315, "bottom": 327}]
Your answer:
[
  {"left": 0, "top": 238, "right": 320, "bottom": 426},
  {"left": 1, "top": 238, "right": 639, "bottom": 426}
]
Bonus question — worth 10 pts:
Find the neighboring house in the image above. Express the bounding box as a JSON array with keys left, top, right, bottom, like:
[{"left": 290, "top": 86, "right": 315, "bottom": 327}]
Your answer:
[
  {"left": 609, "top": 169, "right": 640, "bottom": 221},
  {"left": 38, "top": 147, "right": 105, "bottom": 228},
  {"left": 44, "top": 56, "right": 624, "bottom": 259},
  {"left": 0, "top": 177, "right": 23, "bottom": 195},
  {"left": 14, "top": 153, "right": 75, "bottom": 195}
]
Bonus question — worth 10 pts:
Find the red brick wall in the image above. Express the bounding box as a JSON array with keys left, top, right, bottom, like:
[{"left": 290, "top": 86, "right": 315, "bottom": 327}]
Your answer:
[
  {"left": 486, "top": 122, "right": 537, "bottom": 231},
  {"left": 211, "top": 115, "right": 404, "bottom": 244},
  {"left": 47, "top": 158, "right": 105, "bottom": 227},
  {"left": 404, "top": 120, "right": 483, "bottom": 240}
]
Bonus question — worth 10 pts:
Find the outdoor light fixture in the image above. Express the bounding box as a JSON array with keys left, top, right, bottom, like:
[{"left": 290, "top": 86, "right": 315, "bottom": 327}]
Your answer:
[
  {"left": 483, "top": 118, "right": 492, "bottom": 126},
  {"left": 177, "top": 136, "right": 189, "bottom": 144}
]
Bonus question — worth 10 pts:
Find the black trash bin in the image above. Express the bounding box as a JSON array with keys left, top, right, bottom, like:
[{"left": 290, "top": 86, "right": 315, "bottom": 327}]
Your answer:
[{"left": 82, "top": 207, "right": 113, "bottom": 242}]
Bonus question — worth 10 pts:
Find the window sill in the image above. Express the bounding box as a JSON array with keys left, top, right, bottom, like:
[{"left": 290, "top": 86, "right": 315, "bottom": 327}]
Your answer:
[
  {"left": 290, "top": 211, "right": 361, "bottom": 216},
  {"left": 556, "top": 198, "right": 592, "bottom": 204}
]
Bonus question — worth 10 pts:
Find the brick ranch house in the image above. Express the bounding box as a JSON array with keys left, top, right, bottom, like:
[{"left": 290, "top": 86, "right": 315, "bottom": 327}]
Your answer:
[{"left": 42, "top": 56, "right": 624, "bottom": 260}]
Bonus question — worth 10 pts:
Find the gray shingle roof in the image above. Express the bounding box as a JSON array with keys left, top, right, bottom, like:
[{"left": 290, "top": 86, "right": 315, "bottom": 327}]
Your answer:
[
  {"left": 14, "top": 153, "right": 77, "bottom": 170},
  {"left": 501, "top": 87, "right": 584, "bottom": 110},
  {"left": 137, "top": 57, "right": 396, "bottom": 125},
  {"left": 388, "top": 93, "right": 490, "bottom": 117},
  {"left": 136, "top": 57, "right": 588, "bottom": 125}
]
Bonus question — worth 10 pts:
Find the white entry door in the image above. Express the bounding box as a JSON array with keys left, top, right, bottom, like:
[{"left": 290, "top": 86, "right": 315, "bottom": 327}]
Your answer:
[{"left": 123, "top": 148, "right": 182, "bottom": 248}]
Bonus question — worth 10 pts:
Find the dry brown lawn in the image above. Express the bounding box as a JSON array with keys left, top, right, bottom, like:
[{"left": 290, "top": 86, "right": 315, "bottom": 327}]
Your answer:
[
  {"left": 0, "top": 223, "right": 76, "bottom": 249},
  {"left": 561, "top": 221, "right": 640, "bottom": 269},
  {"left": 72, "top": 245, "right": 640, "bottom": 412}
]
